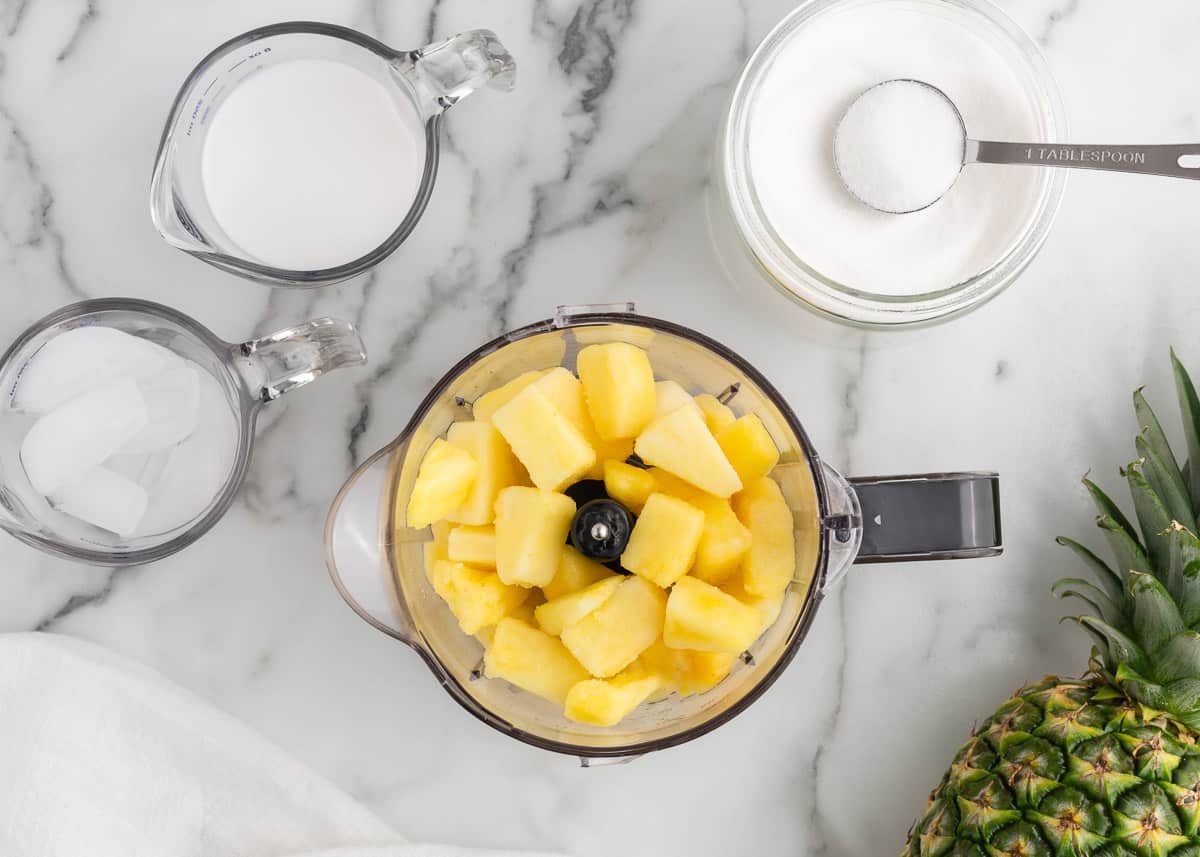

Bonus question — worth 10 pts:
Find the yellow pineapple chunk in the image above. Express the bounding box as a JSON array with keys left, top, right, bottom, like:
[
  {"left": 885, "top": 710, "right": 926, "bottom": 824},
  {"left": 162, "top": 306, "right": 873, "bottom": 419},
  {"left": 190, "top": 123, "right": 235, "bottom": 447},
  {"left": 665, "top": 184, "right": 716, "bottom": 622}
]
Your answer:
[
  {"left": 621, "top": 493, "right": 705, "bottom": 588},
  {"left": 445, "top": 421, "right": 523, "bottom": 526},
  {"left": 664, "top": 576, "right": 762, "bottom": 653},
  {"left": 717, "top": 414, "right": 780, "bottom": 484},
  {"left": 484, "top": 617, "right": 590, "bottom": 705},
  {"left": 431, "top": 559, "right": 528, "bottom": 635},
  {"left": 689, "top": 494, "right": 753, "bottom": 586},
  {"left": 542, "top": 545, "right": 611, "bottom": 600},
  {"left": 532, "top": 367, "right": 630, "bottom": 479},
  {"left": 603, "top": 459, "right": 656, "bottom": 514},
  {"left": 447, "top": 525, "right": 496, "bottom": 567},
  {"left": 472, "top": 369, "right": 549, "bottom": 422},
  {"left": 535, "top": 575, "right": 622, "bottom": 636},
  {"left": 654, "top": 380, "right": 700, "bottom": 419},
  {"left": 577, "top": 342, "right": 656, "bottom": 441},
  {"left": 494, "top": 487, "right": 577, "bottom": 587},
  {"left": 732, "top": 477, "right": 796, "bottom": 599},
  {"left": 406, "top": 438, "right": 479, "bottom": 529},
  {"left": 475, "top": 595, "right": 541, "bottom": 647},
  {"left": 648, "top": 467, "right": 704, "bottom": 503},
  {"left": 561, "top": 576, "right": 666, "bottom": 677},
  {"left": 694, "top": 394, "right": 737, "bottom": 435},
  {"left": 492, "top": 385, "right": 596, "bottom": 492},
  {"left": 423, "top": 521, "right": 451, "bottom": 582},
  {"left": 564, "top": 669, "right": 662, "bottom": 726},
  {"left": 639, "top": 638, "right": 737, "bottom": 696},
  {"left": 635, "top": 406, "right": 742, "bottom": 498},
  {"left": 721, "top": 572, "right": 785, "bottom": 636}
]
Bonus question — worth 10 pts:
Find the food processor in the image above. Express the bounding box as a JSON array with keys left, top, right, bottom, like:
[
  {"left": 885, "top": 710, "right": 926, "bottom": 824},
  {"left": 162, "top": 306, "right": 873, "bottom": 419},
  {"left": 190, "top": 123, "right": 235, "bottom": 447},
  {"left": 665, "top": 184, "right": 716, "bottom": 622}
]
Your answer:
[{"left": 325, "top": 305, "right": 1001, "bottom": 760}]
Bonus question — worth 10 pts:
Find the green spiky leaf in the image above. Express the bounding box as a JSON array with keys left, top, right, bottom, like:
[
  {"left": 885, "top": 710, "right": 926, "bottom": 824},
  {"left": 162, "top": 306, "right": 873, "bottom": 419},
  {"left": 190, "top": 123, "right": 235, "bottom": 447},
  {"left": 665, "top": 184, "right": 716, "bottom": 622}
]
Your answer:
[
  {"left": 1115, "top": 662, "right": 1169, "bottom": 710},
  {"left": 1165, "top": 522, "right": 1200, "bottom": 625},
  {"left": 1078, "top": 616, "right": 1150, "bottom": 674},
  {"left": 1128, "top": 572, "right": 1185, "bottom": 654},
  {"left": 1138, "top": 433, "right": 1198, "bottom": 533},
  {"left": 1126, "top": 463, "right": 1174, "bottom": 575},
  {"left": 1056, "top": 537, "right": 1125, "bottom": 603},
  {"left": 1097, "top": 515, "right": 1153, "bottom": 578},
  {"left": 1172, "top": 348, "right": 1200, "bottom": 514},
  {"left": 1151, "top": 631, "right": 1200, "bottom": 684},
  {"left": 1086, "top": 477, "right": 1143, "bottom": 556},
  {"left": 1053, "top": 577, "right": 1128, "bottom": 632}
]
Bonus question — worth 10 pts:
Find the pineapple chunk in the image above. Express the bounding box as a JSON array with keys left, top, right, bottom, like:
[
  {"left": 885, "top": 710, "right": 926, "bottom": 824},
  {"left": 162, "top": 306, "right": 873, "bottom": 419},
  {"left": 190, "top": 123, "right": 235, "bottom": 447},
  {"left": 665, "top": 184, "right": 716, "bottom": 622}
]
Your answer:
[
  {"left": 694, "top": 394, "right": 737, "bottom": 435},
  {"left": 447, "top": 525, "right": 496, "bottom": 567},
  {"left": 717, "top": 414, "right": 781, "bottom": 484},
  {"left": 689, "top": 494, "right": 753, "bottom": 586},
  {"left": 492, "top": 384, "right": 596, "bottom": 491},
  {"left": 533, "top": 367, "right": 631, "bottom": 479},
  {"left": 654, "top": 380, "right": 701, "bottom": 419},
  {"left": 423, "top": 521, "right": 451, "bottom": 582},
  {"left": 543, "top": 545, "right": 611, "bottom": 600},
  {"left": 721, "top": 572, "right": 785, "bottom": 636},
  {"left": 494, "top": 487, "right": 577, "bottom": 587},
  {"left": 635, "top": 406, "right": 743, "bottom": 498},
  {"left": 406, "top": 438, "right": 478, "bottom": 529},
  {"left": 663, "top": 575, "right": 762, "bottom": 654},
  {"left": 732, "top": 477, "right": 796, "bottom": 599},
  {"left": 577, "top": 342, "right": 657, "bottom": 441},
  {"left": 621, "top": 493, "right": 706, "bottom": 588},
  {"left": 561, "top": 576, "right": 666, "bottom": 677},
  {"left": 484, "top": 617, "right": 590, "bottom": 705},
  {"left": 603, "top": 459, "right": 656, "bottom": 514},
  {"left": 564, "top": 669, "right": 662, "bottom": 726},
  {"left": 649, "top": 467, "right": 704, "bottom": 503},
  {"left": 472, "top": 369, "right": 549, "bottom": 422},
  {"left": 431, "top": 559, "right": 528, "bottom": 635},
  {"left": 445, "top": 421, "right": 523, "bottom": 526},
  {"left": 475, "top": 596, "right": 540, "bottom": 647},
  {"left": 639, "top": 638, "right": 737, "bottom": 696},
  {"left": 535, "top": 575, "right": 622, "bottom": 636}
]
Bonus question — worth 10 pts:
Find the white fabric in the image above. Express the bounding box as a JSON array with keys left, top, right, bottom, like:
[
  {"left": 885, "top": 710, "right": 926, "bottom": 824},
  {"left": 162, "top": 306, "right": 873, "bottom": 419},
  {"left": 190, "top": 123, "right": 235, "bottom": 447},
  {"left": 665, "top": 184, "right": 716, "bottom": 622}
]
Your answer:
[{"left": 0, "top": 632, "right": 562, "bottom": 857}]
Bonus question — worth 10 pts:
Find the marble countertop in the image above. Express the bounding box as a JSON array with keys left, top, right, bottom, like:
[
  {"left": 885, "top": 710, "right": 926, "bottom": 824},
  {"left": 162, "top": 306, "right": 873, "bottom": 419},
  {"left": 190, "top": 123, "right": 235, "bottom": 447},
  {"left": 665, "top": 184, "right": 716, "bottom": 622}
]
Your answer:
[{"left": 2, "top": 1, "right": 1200, "bottom": 854}]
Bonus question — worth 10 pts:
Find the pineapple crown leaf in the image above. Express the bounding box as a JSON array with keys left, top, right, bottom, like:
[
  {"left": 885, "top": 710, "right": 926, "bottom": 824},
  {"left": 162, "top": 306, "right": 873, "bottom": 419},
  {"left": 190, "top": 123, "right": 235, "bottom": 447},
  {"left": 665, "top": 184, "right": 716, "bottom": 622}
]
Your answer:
[{"left": 1059, "top": 351, "right": 1200, "bottom": 724}]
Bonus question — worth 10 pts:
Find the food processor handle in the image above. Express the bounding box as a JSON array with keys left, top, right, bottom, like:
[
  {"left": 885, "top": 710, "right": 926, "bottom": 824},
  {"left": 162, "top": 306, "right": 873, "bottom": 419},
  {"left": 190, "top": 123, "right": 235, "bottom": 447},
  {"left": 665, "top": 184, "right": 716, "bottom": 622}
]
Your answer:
[
  {"left": 235, "top": 318, "right": 367, "bottom": 403},
  {"left": 847, "top": 472, "right": 1002, "bottom": 562},
  {"left": 406, "top": 30, "right": 516, "bottom": 111}
]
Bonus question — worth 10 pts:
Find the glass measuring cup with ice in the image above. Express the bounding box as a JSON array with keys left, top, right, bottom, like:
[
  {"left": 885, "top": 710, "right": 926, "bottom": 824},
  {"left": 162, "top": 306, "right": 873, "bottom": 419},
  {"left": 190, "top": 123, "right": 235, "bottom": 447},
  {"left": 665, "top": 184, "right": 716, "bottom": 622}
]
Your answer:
[
  {"left": 150, "top": 23, "right": 516, "bottom": 286},
  {"left": 0, "top": 299, "right": 366, "bottom": 564}
]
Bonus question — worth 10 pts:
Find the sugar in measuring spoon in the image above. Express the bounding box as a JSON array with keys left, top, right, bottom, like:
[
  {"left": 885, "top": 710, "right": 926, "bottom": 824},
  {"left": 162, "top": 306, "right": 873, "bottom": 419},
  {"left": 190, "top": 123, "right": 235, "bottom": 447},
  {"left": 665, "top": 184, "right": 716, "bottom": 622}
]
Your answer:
[{"left": 835, "top": 79, "right": 1200, "bottom": 214}]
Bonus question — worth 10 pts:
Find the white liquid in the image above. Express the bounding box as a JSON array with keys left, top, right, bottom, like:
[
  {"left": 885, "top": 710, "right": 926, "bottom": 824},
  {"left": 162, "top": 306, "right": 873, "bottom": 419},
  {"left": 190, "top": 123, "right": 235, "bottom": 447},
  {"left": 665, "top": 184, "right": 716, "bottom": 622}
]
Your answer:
[
  {"left": 201, "top": 59, "right": 426, "bottom": 271},
  {"left": 748, "top": 0, "right": 1046, "bottom": 295}
]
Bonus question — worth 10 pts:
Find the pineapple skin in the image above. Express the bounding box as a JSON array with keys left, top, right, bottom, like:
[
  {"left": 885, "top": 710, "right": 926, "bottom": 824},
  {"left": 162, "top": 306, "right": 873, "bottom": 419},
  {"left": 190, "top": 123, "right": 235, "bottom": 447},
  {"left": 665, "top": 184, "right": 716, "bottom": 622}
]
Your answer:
[{"left": 902, "top": 673, "right": 1200, "bottom": 857}]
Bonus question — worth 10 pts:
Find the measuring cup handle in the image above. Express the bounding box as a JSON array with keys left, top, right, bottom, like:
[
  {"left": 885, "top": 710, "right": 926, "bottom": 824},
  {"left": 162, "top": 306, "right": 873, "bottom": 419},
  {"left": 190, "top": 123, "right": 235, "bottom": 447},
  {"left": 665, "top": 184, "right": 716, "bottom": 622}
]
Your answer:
[
  {"left": 848, "top": 472, "right": 1002, "bottom": 562},
  {"left": 409, "top": 30, "right": 516, "bottom": 109},
  {"left": 237, "top": 318, "right": 367, "bottom": 403}
]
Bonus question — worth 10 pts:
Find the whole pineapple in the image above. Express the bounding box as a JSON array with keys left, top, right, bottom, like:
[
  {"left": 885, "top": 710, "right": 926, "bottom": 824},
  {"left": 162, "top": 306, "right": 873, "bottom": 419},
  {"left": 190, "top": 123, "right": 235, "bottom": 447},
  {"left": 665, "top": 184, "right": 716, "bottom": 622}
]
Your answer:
[{"left": 903, "top": 352, "right": 1200, "bottom": 857}]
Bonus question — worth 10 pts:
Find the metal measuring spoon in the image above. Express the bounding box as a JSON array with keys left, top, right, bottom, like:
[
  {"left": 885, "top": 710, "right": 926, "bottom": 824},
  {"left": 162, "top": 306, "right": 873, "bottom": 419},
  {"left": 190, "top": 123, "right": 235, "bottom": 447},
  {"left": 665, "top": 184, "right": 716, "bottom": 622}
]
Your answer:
[{"left": 835, "top": 78, "right": 1200, "bottom": 214}]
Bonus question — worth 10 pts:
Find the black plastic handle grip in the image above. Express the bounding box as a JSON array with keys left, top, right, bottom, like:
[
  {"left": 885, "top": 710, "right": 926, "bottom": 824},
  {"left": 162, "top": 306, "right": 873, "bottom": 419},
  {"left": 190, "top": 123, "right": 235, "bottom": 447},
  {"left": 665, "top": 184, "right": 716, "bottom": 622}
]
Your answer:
[{"left": 849, "top": 472, "right": 1002, "bottom": 563}]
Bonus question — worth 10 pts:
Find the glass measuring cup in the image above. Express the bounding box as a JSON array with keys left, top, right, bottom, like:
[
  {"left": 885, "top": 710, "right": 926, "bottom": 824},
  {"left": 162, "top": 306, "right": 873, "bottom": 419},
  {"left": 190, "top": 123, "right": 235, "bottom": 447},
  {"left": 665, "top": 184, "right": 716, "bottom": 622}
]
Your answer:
[
  {"left": 324, "top": 305, "right": 1001, "bottom": 760},
  {"left": 0, "top": 299, "right": 366, "bottom": 565},
  {"left": 150, "top": 23, "right": 516, "bottom": 286}
]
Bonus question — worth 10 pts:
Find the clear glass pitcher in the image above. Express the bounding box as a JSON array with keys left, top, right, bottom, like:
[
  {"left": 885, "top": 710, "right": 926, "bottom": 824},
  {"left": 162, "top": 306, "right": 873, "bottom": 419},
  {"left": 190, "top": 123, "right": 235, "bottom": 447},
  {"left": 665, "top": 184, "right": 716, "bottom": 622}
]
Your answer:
[
  {"left": 324, "top": 305, "right": 1001, "bottom": 760},
  {"left": 0, "top": 298, "right": 367, "bottom": 565},
  {"left": 150, "top": 23, "right": 516, "bottom": 287}
]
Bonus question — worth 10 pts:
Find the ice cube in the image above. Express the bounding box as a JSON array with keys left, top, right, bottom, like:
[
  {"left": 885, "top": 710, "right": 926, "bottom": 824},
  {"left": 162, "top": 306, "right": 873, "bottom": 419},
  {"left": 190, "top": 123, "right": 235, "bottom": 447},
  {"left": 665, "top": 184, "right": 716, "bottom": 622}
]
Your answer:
[
  {"left": 107, "top": 449, "right": 172, "bottom": 491},
  {"left": 135, "top": 371, "right": 239, "bottom": 536},
  {"left": 11, "top": 326, "right": 177, "bottom": 415},
  {"left": 20, "top": 379, "right": 148, "bottom": 496},
  {"left": 119, "top": 365, "right": 202, "bottom": 454},
  {"left": 50, "top": 465, "right": 149, "bottom": 537}
]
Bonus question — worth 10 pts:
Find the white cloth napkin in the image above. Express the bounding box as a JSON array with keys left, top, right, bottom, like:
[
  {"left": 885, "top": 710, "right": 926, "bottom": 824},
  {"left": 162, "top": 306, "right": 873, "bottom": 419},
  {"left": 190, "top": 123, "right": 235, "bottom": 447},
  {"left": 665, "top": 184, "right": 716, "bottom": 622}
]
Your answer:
[{"left": 0, "top": 632, "right": 562, "bottom": 857}]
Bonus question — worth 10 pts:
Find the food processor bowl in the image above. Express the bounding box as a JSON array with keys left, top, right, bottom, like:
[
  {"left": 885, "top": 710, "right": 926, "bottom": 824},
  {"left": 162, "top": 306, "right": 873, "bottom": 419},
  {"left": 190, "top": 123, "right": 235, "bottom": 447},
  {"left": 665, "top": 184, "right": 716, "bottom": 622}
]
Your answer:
[{"left": 325, "top": 305, "right": 1001, "bottom": 759}]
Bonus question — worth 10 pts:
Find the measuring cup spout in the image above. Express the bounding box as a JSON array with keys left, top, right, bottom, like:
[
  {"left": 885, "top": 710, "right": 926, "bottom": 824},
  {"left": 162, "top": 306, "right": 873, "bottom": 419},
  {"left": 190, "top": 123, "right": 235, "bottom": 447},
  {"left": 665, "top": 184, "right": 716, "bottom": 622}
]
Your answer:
[{"left": 404, "top": 30, "right": 516, "bottom": 114}]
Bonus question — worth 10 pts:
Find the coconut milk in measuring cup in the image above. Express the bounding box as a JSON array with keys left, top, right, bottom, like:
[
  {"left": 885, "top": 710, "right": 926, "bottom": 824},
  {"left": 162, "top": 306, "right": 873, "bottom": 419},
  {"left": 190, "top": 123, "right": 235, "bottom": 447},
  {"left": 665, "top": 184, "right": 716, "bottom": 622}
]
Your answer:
[{"left": 151, "top": 23, "right": 516, "bottom": 286}]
